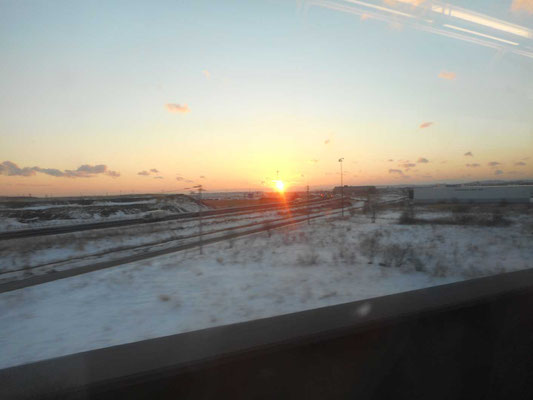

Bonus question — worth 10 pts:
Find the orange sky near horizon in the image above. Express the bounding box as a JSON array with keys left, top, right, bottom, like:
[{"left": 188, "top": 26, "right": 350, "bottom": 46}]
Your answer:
[{"left": 1, "top": 0, "right": 532, "bottom": 196}]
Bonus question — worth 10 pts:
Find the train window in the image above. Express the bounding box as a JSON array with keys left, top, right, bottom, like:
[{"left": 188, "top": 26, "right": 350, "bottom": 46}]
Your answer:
[{"left": 0, "top": 0, "right": 532, "bottom": 374}]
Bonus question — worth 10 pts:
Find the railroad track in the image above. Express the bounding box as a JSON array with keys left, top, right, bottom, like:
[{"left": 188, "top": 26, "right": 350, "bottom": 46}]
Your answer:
[
  {"left": 0, "top": 197, "right": 406, "bottom": 294},
  {"left": 0, "top": 197, "right": 336, "bottom": 241},
  {"left": 0, "top": 199, "right": 342, "bottom": 276}
]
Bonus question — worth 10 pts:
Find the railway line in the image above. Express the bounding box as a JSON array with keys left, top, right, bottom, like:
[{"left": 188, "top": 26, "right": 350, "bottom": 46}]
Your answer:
[
  {"left": 0, "top": 197, "right": 335, "bottom": 241},
  {"left": 0, "top": 198, "right": 342, "bottom": 276},
  {"left": 0, "top": 197, "right": 406, "bottom": 294}
]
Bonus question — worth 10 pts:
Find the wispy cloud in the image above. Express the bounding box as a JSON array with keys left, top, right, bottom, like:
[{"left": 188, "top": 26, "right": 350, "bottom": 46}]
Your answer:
[
  {"left": 438, "top": 71, "right": 456, "bottom": 80},
  {"left": 388, "top": 169, "right": 404, "bottom": 175},
  {"left": 165, "top": 103, "right": 190, "bottom": 113},
  {"left": 309, "top": 159, "right": 319, "bottom": 164},
  {"left": 33, "top": 168, "right": 65, "bottom": 177},
  {"left": 464, "top": 151, "right": 473, "bottom": 157},
  {"left": 512, "top": 0, "right": 533, "bottom": 13},
  {"left": 388, "top": 159, "right": 394, "bottom": 162},
  {"left": 324, "top": 139, "right": 331, "bottom": 145},
  {"left": 58, "top": 164, "right": 120, "bottom": 178},
  {"left": 138, "top": 169, "right": 160, "bottom": 176},
  {"left": 154, "top": 176, "right": 164, "bottom": 179},
  {"left": 494, "top": 169, "right": 504, "bottom": 175},
  {"left": 399, "top": 162, "right": 416, "bottom": 169},
  {"left": 419, "top": 121, "right": 434, "bottom": 129},
  {"left": 466, "top": 163, "right": 480, "bottom": 168},
  {"left": 488, "top": 161, "right": 501, "bottom": 167},
  {"left": 202, "top": 70, "right": 210, "bottom": 79},
  {"left": 417, "top": 157, "right": 429, "bottom": 163},
  {"left": 0, "top": 161, "right": 36, "bottom": 177},
  {"left": 515, "top": 161, "right": 527, "bottom": 166},
  {"left": 176, "top": 176, "right": 184, "bottom": 181},
  {"left": 0, "top": 161, "right": 120, "bottom": 178}
]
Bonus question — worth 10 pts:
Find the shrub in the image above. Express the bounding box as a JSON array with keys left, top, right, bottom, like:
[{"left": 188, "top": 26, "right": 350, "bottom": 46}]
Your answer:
[
  {"left": 363, "top": 201, "right": 371, "bottom": 215},
  {"left": 407, "top": 251, "right": 425, "bottom": 272},
  {"left": 381, "top": 244, "right": 412, "bottom": 268},
  {"left": 488, "top": 209, "right": 510, "bottom": 226},
  {"left": 262, "top": 221, "right": 272, "bottom": 238},
  {"left": 296, "top": 250, "right": 319, "bottom": 266},
  {"left": 159, "top": 294, "right": 170, "bottom": 302},
  {"left": 338, "top": 244, "right": 357, "bottom": 265},
  {"left": 432, "top": 262, "right": 449, "bottom": 277},
  {"left": 398, "top": 210, "right": 416, "bottom": 224},
  {"left": 359, "top": 232, "right": 382, "bottom": 264},
  {"left": 452, "top": 205, "right": 471, "bottom": 214}
]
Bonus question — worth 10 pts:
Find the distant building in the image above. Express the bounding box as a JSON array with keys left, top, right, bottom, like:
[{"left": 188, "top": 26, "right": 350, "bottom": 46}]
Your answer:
[
  {"left": 333, "top": 186, "right": 377, "bottom": 196},
  {"left": 412, "top": 185, "right": 533, "bottom": 204}
]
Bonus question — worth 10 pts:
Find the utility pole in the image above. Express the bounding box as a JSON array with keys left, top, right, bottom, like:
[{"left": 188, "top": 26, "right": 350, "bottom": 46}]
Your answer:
[
  {"left": 306, "top": 184, "right": 310, "bottom": 225},
  {"left": 184, "top": 184, "right": 205, "bottom": 254},
  {"left": 197, "top": 184, "right": 203, "bottom": 255},
  {"left": 338, "top": 158, "right": 344, "bottom": 217}
]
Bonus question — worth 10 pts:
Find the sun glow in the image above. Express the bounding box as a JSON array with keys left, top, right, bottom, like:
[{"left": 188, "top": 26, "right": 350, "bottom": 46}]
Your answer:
[{"left": 274, "top": 180, "right": 285, "bottom": 192}]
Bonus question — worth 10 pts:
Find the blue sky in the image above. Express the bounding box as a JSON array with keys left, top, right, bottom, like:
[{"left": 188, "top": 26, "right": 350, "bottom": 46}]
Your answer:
[{"left": 1, "top": 0, "right": 532, "bottom": 195}]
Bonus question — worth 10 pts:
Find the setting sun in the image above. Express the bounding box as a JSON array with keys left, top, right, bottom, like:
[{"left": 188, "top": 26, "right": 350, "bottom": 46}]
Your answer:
[{"left": 274, "top": 180, "right": 285, "bottom": 192}]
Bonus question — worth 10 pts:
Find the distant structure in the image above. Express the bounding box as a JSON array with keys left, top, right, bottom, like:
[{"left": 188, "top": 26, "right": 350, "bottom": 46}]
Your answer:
[
  {"left": 333, "top": 186, "right": 376, "bottom": 196},
  {"left": 411, "top": 185, "right": 533, "bottom": 204}
]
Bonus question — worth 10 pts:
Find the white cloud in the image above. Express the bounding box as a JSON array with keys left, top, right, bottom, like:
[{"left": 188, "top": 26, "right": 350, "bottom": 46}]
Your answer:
[
  {"left": 0, "top": 161, "right": 120, "bottom": 178},
  {"left": 438, "top": 71, "right": 456, "bottom": 80},
  {"left": 165, "top": 103, "right": 190, "bottom": 113},
  {"left": 388, "top": 169, "right": 404, "bottom": 175},
  {"left": 512, "top": 0, "right": 533, "bottom": 13}
]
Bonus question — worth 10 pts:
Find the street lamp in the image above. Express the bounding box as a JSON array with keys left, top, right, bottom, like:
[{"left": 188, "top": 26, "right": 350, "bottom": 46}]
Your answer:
[{"left": 338, "top": 158, "right": 344, "bottom": 216}]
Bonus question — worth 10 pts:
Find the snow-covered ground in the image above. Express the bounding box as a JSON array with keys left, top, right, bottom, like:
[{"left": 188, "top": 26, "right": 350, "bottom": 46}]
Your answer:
[
  {"left": 0, "top": 194, "right": 204, "bottom": 232},
  {"left": 1, "top": 207, "right": 532, "bottom": 369},
  {"left": 0, "top": 202, "right": 336, "bottom": 281}
]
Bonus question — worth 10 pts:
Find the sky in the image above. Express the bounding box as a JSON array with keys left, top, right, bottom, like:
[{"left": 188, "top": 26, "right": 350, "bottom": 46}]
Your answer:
[{"left": 1, "top": 0, "right": 532, "bottom": 196}]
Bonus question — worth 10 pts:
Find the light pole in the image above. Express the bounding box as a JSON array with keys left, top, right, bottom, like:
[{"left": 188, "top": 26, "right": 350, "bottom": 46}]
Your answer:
[
  {"left": 338, "top": 157, "right": 344, "bottom": 216},
  {"left": 197, "top": 184, "right": 203, "bottom": 254},
  {"left": 306, "top": 184, "right": 310, "bottom": 225}
]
